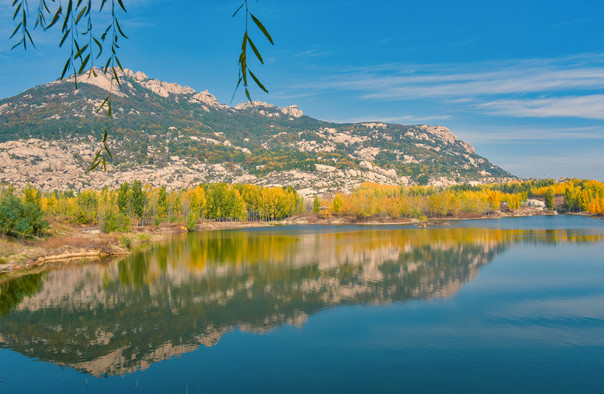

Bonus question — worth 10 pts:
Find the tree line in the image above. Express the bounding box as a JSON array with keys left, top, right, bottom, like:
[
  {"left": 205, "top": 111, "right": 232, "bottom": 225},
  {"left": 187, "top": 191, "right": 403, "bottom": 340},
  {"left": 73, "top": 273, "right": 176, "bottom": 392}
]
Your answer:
[
  {"left": 313, "top": 179, "right": 604, "bottom": 219},
  {"left": 1, "top": 178, "right": 602, "bottom": 238},
  {"left": 0, "top": 182, "right": 303, "bottom": 236},
  {"left": 313, "top": 183, "right": 524, "bottom": 220}
]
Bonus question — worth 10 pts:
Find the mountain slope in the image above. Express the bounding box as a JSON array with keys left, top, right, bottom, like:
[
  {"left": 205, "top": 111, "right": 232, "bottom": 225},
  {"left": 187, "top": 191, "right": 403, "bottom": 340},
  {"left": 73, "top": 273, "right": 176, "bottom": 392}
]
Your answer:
[{"left": 0, "top": 68, "right": 513, "bottom": 194}]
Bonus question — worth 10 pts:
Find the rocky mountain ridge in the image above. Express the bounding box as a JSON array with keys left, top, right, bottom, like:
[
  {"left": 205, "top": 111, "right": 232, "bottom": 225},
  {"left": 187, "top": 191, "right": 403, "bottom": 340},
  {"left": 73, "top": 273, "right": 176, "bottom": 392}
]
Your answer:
[{"left": 0, "top": 68, "right": 513, "bottom": 194}]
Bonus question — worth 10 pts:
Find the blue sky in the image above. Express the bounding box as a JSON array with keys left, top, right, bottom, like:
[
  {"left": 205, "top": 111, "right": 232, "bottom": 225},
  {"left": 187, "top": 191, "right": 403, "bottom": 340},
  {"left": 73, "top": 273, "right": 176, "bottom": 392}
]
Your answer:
[{"left": 1, "top": 0, "right": 603, "bottom": 180}]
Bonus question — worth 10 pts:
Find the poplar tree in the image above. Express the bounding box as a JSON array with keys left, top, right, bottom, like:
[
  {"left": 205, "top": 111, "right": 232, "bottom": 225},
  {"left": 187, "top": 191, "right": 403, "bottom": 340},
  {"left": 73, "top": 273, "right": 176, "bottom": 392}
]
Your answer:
[
  {"left": 544, "top": 188, "right": 555, "bottom": 211},
  {"left": 131, "top": 180, "right": 145, "bottom": 224}
]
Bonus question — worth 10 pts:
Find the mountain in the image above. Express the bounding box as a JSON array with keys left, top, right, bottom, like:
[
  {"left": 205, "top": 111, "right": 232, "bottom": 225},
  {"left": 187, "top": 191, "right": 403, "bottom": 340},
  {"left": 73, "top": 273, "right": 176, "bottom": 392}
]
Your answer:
[{"left": 0, "top": 68, "right": 513, "bottom": 194}]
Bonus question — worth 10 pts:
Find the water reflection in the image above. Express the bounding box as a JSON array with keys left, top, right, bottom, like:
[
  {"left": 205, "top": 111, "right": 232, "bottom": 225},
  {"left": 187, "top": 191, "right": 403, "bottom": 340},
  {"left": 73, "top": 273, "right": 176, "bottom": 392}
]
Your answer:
[{"left": 0, "top": 226, "right": 602, "bottom": 377}]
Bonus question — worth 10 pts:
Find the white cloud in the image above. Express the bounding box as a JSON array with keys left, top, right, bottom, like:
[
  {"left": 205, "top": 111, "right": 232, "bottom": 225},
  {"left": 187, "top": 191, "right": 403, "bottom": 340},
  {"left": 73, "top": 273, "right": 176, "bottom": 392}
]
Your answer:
[
  {"left": 459, "top": 125, "right": 604, "bottom": 143},
  {"left": 498, "top": 152, "right": 604, "bottom": 181},
  {"left": 293, "top": 50, "right": 332, "bottom": 58},
  {"left": 480, "top": 95, "right": 604, "bottom": 120},
  {"left": 327, "top": 114, "right": 453, "bottom": 124},
  {"left": 292, "top": 53, "right": 604, "bottom": 120}
]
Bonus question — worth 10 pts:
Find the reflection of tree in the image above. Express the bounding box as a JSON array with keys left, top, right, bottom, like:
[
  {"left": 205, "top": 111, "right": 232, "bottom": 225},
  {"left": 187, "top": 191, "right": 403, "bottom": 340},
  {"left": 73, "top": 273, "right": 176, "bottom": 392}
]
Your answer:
[
  {"left": 0, "top": 227, "right": 602, "bottom": 376},
  {"left": 0, "top": 273, "right": 44, "bottom": 316}
]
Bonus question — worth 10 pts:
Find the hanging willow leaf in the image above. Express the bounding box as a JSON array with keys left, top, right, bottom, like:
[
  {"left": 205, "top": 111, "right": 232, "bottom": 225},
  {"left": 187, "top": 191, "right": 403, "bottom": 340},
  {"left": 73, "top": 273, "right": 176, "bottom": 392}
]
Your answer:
[
  {"left": 45, "top": 6, "right": 62, "bottom": 30},
  {"left": 75, "top": 6, "right": 86, "bottom": 24},
  {"left": 101, "top": 24, "right": 111, "bottom": 40},
  {"left": 250, "top": 13, "right": 274, "bottom": 45},
  {"left": 13, "top": 2, "right": 22, "bottom": 20},
  {"left": 102, "top": 126, "right": 113, "bottom": 158},
  {"left": 247, "top": 36, "right": 263, "bottom": 64},
  {"left": 112, "top": 66, "right": 121, "bottom": 86},
  {"left": 10, "top": 22, "right": 22, "bottom": 39},
  {"left": 62, "top": 0, "right": 72, "bottom": 32},
  {"left": 232, "top": 2, "right": 244, "bottom": 17},
  {"left": 25, "top": 29, "right": 35, "bottom": 48},
  {"left": 11, "top": 40, "right": 24, "bottom": 50},
  {"left": 249, "top": 69, "right": 268, "bottom": 93},
  {"left": 93, "top": 36, "right": 102, "bottom": 57},
  {"left": 96, "top": 95, "right": 109, "bottom": 113},
  {"left": 60, "top": 58, "right": 71, "bottom": 79},
  {"left": 116, "top": 0, "right": 127, "bottom": 13},
  {"left": 115, "top": 18, "right": 127, "bottom": 38},
  {"left": 231, "top": 76, "right": 243, "bottom": 103},
  {"left": 59, "top": 28, "right": 70, "bottom": 46},
  {"left": 77, "top": 53, "right": 90, "bottom": 74},
  {"left": 74, "top": 42, "right": 89, "bottom": 59},
  {"left": 115, "top": 55, "right": 123, "bottom": 71},
  {"left": 89, "top": 149, "right": 102, "bottom": 171}
]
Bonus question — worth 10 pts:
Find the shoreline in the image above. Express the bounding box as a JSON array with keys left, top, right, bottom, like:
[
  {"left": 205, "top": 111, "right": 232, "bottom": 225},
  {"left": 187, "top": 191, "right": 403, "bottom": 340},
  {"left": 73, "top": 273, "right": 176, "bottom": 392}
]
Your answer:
[{"left": 1, "top": 207, "right": 599, "bottom": 276}]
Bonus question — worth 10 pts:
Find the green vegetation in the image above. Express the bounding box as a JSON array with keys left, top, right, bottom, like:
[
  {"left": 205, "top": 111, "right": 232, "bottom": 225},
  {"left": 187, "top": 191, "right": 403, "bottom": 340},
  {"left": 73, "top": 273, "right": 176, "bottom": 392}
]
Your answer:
[
  {"left": 313, "top": 196, "right": 320, "bottom": 213},
  {"left": 0, "top": 187, "right": 48, "bottom": 238},
  {"left": 317, "top": 179, "right": 604, "bottom": 220},
  {"left": 36, "top": 182, "right": 303, "bottom": 233},
  {"left": 544, "top": 188, "right": 555, "bottom": 211}
]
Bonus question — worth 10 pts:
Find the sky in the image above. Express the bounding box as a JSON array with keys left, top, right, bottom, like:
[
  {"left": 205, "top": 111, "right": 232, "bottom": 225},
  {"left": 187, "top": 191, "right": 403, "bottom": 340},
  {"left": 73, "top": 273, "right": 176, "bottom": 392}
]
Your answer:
[{"left": 1, "top": 0, "right": 603, "bottom": 180}]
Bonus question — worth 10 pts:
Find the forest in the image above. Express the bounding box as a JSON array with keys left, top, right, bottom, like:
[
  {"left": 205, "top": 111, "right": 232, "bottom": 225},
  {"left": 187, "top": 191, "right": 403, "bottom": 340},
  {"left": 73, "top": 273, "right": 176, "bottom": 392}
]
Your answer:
[{"left": 1, "top": 179, "right": 603, "bottom": 238}]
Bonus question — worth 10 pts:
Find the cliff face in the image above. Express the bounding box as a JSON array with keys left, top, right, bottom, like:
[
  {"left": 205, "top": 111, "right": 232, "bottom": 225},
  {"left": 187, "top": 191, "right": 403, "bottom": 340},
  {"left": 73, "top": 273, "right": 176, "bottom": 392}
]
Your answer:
[{"left": 0, "top": 68, "right": 513, "bottom": 194}]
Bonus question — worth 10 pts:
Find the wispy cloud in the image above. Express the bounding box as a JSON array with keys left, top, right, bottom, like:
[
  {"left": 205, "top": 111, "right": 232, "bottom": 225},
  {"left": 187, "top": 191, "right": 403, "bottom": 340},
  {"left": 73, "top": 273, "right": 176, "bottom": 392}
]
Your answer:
[
  {"left": 480, "top": 95, "right": 604, "bottom": 120},
  {"left": 291, "top": 53, "right": 604, "bottom": 120},
  {"left": 328, "top": 114, "right": 453, "bottom": 124},
  {"left": 458, "top": 125, "right": 604, "bottom": 143},
  {"left": 499, "top": 151, "right": 604, "bottom": 181},
  {"left": 293, "top": 50, "right": 332, "bottom": 58}
]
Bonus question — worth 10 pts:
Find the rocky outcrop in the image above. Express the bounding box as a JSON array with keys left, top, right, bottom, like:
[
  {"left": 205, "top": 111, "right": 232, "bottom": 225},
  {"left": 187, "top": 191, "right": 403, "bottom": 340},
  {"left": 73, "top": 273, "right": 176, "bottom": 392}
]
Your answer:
[{"left": 0, "top": 138, "right": 414, "bottom": 195}]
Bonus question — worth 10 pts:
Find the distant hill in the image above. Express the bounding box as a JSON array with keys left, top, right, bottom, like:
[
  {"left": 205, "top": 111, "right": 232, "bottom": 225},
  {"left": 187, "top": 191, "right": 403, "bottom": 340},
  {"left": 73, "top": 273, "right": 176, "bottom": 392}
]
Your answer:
[{"left": 0, "top": 68, "right": 513, "bottom": 194}]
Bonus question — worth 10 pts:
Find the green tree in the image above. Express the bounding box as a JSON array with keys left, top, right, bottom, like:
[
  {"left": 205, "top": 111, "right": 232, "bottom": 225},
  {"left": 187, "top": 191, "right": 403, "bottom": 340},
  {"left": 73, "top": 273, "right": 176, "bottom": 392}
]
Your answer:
[
  {"left": 117, "top": 182, "right": 130, "bottom": 215},
  {"left": 544, "top": 188, "right": 555, "bottom": 211},
  {"left": 564, "top": 187, "right": 575, "bottom": 212},
  {"left": 0, "top": 190, "right": 48, "bottom": 237},
  {"left": 313, "top": 196, "right": 320, "bottom": 213},
  {"left": 131, "top": 180, "right": 145, "bottom": 224},
  {"left": 157, "top": 185, "right": 167, "bottom": 221},
  {"left": 333, "top": 194, "right": 343, "bottom": 213}
]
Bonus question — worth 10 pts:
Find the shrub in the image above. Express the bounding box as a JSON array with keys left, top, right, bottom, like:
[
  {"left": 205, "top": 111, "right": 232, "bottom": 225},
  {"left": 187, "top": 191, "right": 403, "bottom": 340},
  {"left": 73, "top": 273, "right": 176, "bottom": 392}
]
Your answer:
[
  {"left": 120, "top": 235, "right": 132, "bottom": 250},
  {"left": 102, "top": 211, "right": 130, "bottom": 233},
  {"left": 0, "top": 191, "right": 48, "bottom": 237},
  {"left": 186, "top": 211, "right": 198, "bottom": 232}
]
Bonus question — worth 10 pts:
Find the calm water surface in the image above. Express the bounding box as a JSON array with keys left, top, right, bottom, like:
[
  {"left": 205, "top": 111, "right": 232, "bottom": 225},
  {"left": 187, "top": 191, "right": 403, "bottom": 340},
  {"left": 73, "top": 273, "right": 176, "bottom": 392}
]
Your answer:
[{"left": 1, "top": 216, "right": 604, "bottom": 393}]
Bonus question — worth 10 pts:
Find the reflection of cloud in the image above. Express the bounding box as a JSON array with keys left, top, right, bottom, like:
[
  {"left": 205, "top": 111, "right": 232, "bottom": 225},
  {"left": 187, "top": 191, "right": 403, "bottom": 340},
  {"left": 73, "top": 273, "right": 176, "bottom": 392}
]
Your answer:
[
  {"left": 2, "top": 226, "right": 603, "bottom": 376},
  {"left": 492, "top": 294, "right": 604, "bottom": 321}
]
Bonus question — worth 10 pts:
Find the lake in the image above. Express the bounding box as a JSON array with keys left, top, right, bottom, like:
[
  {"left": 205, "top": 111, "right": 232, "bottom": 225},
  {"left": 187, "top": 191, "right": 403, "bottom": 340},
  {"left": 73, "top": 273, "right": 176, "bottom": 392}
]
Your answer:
[{"left": 1, "top": 215, "right": 604, "bottom": 393}]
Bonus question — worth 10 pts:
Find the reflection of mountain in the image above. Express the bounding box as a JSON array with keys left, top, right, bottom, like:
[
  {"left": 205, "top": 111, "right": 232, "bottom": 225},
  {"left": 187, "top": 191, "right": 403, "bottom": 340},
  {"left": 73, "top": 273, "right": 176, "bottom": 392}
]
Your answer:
[{"left": 0, "top": 227, "right": 602, "bottom": 376}]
